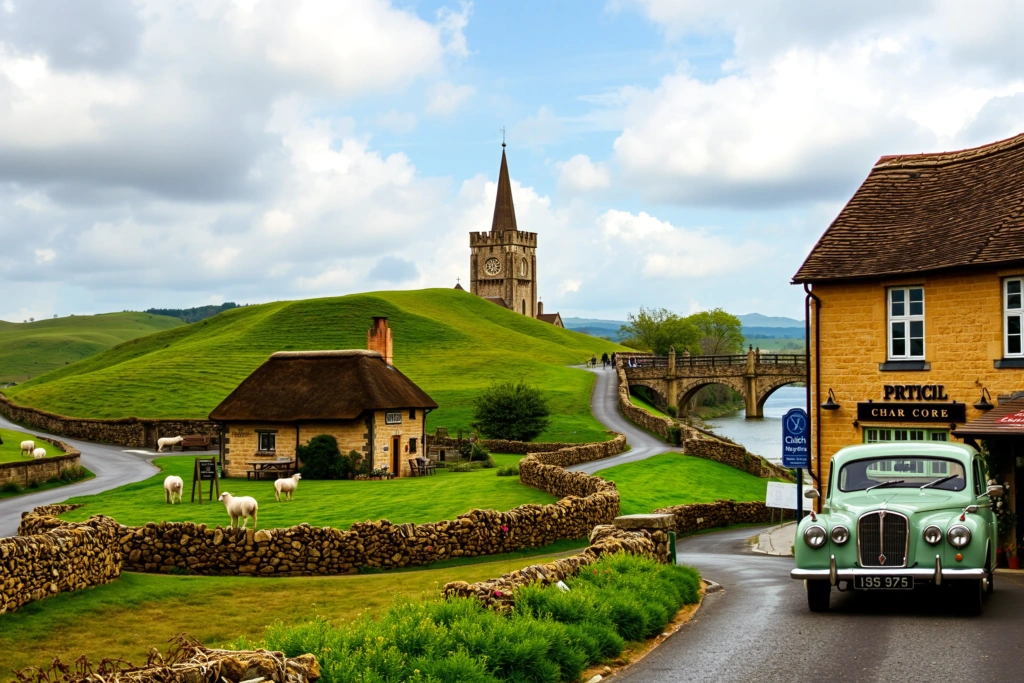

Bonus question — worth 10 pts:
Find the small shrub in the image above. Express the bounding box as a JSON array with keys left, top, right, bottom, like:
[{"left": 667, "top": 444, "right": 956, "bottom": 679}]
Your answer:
[
  {"left": 667, "top": 425, "right": 682, "bottom": 446},
  {"left": 666, "top": 405, "right": 678, "bottom": 418},
  {"left": 479, "top": 454, "right": 496, "bottom": 469},
  {"left": 472, "top": 380, "right": 551, "bottom": 442},
  {"left": 298, "top": 435, "right": 347, "bottom": 480},
  {"left": 60, "top": 466, "right": 87, "bottom": 483},
  {"left": 27, "top": 481, "right": 39, "bottom": 490},
  {"left": 470, "top": 443, "right": 491, "bottom": 462},
  {"left": 0, "top": 482, "right": 22, "bottom": 494},
  {"left": 496, "top": 463, "right": 520, "bottom": 477}
]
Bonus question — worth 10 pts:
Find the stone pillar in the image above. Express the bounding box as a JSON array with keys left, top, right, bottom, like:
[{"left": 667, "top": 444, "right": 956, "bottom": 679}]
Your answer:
[
  {"left": 744, "top": 345, "right": 761, "bottom": 418},
  {"left": 667, "top": 346, "right": 677, "bottom": 411},
  {"left": 613, "top": 514, "right": 676, "bottom": 564}
]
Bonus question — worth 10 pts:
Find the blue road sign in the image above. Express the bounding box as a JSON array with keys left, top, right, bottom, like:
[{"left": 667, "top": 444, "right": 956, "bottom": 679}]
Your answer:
[{"left": 782, "top": 408, "right": 809, "bottom": 468}]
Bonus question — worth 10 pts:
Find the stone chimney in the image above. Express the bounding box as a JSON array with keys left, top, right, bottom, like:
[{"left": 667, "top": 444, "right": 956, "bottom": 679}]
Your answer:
[
  {"left": 367, "top": 317, "right": 393, "bottom": 365},
  {"left": 537, "top": 301, "right": 544, "bottom": 316}
]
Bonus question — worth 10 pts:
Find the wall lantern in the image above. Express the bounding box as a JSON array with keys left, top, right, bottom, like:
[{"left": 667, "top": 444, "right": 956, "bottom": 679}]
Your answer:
[
  {"left": 973, "top": 388, "right": 994, "bottom": 412},
  {"left": 821, "top": 388, "right": 840, "bottom": 411}
]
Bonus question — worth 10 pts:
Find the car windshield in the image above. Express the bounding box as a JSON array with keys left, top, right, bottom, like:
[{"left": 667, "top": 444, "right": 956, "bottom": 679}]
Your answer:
[{"left": 838, "top": 457, "right": 966, "bottom": 492}]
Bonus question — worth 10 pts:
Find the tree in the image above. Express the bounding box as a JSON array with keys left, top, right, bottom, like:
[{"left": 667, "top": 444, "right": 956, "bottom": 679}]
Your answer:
[
  {"left": 687, "top": 308, "right": 744, "bottom": 355},
  {"left": 473, "top": 380, "right": 551, "bottom": 442},
  {"left": 618, "top": 307, "right": 700, "bottom": 355}
]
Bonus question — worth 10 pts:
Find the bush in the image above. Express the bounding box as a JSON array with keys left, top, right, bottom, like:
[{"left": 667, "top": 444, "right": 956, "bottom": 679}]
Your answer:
[
  {"left": 60, "top": 466, "right": 88, "bottom": 483},
  {"left": 242, "top": 553, "right": 700, "bottom": 683},
  {"left": 470, "top": 443, "right": 491, "bottom": 462},
  {"left": 666, "top": 405, "right": 678, "bottom": 418},
  {"left": 667, "top": 426, "right": 682, "bottom": 446},
  {"left": 298, "top": 435, "right": 348, "bottom": 480},
  {"left": 0, "top": 482, "right": 21, "bottom": 494},
  {"left": 496, "top": 463, "right": 520, "bottom": 477},
  {"left": 472, "top": 380, "right": 551, "bottom": 442},
  {"left": 447, "top": 461, "right": 480, "bottom": 473}
]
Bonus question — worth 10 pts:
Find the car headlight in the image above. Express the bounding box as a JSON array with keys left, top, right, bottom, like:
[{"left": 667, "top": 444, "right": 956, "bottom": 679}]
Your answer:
[
  {"left": 923, "top": 525, "right": 943, "bottom": 545},
  {"left": 804, "top": 524, "right": 827, "bottom": 548},
  {"left": 830, "top": 525, "right": 849, "bottom": 544},
  {"left": 947, "top": 524, "right": 972, "bottom": 548}
]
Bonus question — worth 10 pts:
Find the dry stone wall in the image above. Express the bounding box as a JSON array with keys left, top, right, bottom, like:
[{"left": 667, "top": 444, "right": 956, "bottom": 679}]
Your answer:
[
  {"left": 0, "top": 514, "right": 121, "bottom": 615},
  {"left": 426, "top": 435, "right": 603, "bottom": 455},
  {"left": 0, "top": 394, "right": 217, "bottom": 448},
  {"left": 0, "top": 437, "right": 81, "bottom": 487},
  {"left": 683, "top": 437, "right": 792, "bottom": 480},
  {"left": 654, "top": 499, "right": 777, "bottom": 534}
]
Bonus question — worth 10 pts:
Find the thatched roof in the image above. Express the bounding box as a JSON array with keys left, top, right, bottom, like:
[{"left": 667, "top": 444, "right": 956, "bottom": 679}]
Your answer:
[{"left": 210, "top": 350, "right": 437, "bottom": 422}]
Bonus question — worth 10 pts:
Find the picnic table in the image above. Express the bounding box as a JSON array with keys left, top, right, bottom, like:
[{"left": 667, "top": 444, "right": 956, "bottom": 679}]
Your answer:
[{"left": 245, "top": 459, "right": 297, "bottom": 480}]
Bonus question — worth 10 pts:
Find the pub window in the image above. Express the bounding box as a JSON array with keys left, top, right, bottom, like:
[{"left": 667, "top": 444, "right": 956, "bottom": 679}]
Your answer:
[
  {"left": 409, "top": 408, "right": 416, "bottom": 420},
  {"left": 409, "top": 437, "right": 417, "bottom": 454},
  {"left": 888, "top": 286, "right": 925, "bottom": 359},
  {"left": 385, "top": 411, "right": 402, "bottom": 425},
  {"left": 258, "top": 432, "right": 276, "bottom": 452},
  {"left": 1004, "top": 278, "right": 1023, "bottom": 357},
  {"left": 864, "top": 428, "right": 947, "bottom": 444}
]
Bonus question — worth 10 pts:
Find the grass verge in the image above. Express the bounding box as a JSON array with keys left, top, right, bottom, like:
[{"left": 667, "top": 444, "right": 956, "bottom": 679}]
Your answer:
[
  {"left": 0, "top": 467, "right": 94, "bottom": 500},
  {"left": 0, "top": 427, "right": 66, "bottom": 464}
]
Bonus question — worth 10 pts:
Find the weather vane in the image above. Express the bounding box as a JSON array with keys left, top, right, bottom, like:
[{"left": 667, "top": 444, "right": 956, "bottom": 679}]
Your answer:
[{"left": 501, "top": 126, "right": 506, "bottom": 148}]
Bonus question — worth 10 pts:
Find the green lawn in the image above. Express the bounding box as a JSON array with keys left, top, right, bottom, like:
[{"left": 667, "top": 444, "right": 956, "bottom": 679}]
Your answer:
[
  {"left": 0, "top": 427, "right": 65, "bottom": 464},
  {"left": 600, "top": 452, "right": 771, "bottom": 515},
  {"left": 6, "top": 290, "right": 626, "bottom": 443},
  {"left": 0, "top": 546, "right": 584, "bottom": 674},
  {"left": 629, "top": 391, "right": 669, "bottom": 418},
  {"left": 0, "top": 312, "right": 183, "bottom": 384},
  {"left": 59, "top": 454, "right": 554, "bottom": 528}
]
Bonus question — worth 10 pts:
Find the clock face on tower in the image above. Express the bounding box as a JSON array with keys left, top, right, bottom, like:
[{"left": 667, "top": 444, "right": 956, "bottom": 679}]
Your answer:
[{"left": 485, "top": 257, "right": 501, "bottom": 275}]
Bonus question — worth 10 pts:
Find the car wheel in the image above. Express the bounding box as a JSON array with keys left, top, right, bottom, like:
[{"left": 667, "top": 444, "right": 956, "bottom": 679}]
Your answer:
[
  {"left": 958, "top": 579, "right": 983, "bottom": 616},
  {"left": 807, "top": 579, "right": 831, "bottom": 612}
]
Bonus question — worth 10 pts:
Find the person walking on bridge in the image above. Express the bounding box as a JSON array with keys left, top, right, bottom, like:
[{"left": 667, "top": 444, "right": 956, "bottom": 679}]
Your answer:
[
  {"left": 601, "top": 352, "right": 609, "bottom": 368},
  {"left": 590, "top": 354, "right": 598, "bottom": 368}
]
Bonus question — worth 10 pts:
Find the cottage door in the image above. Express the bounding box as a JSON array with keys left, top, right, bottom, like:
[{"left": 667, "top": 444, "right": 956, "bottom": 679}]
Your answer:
[{"left": 391, "top": 436, "right": 401, "bottom": 476}]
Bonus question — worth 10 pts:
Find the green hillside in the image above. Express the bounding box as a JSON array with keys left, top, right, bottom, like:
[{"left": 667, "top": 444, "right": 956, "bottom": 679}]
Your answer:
[
  {"left": 0, "top": 313, "right": 184, "bottom": 384},
  {"left": 4, "top": 290, "right": 626, "bottom": 442}
]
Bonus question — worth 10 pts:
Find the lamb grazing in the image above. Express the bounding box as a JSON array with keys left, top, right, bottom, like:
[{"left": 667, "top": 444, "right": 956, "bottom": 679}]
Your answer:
[
  {"left": 274, "top": 473, "right": 302, "bottom": 502},
  {"left": 164, "top": 475, "right": 184, "bottom": 504},
  {"left": 219, "top": 492, "right": 258, "bottom": 529},
  {"left": 157, "top": 435, "right": 184, "bottom": 453},
  {"left": 20, "top": 440, "right": 35, "bottom": 457},
  {"left": 32, "top": 447, "right": 46, "bottom": 459}
]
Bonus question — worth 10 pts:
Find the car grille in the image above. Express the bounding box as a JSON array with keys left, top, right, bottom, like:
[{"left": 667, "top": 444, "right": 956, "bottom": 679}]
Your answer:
[{"left": 858, "top": 511, "right": 908, "bottom": 567}]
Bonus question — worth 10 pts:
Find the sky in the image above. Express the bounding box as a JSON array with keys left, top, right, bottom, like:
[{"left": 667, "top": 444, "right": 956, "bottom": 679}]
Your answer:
[{"left": 1, "top": 0, "right": 1022, "bottom": 323}]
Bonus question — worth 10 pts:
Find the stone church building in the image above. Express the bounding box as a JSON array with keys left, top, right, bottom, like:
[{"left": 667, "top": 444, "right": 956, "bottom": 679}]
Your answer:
[{"left": 466, "top": 145, "right": 563, "bottom": 327}]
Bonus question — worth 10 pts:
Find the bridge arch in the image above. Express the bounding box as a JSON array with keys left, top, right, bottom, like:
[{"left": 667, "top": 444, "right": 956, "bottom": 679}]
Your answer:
[
  {"left": 753, "top": 377, "right": 805, "bottom": 418},
  {"left": 677, "top": 378, "right": 746, "bottom": 410}
]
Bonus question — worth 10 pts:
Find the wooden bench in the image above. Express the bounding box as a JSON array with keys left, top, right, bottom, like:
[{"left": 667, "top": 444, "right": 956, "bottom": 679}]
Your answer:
[{"left": 180, "top": 435, "right": 211, "bottom": 451}]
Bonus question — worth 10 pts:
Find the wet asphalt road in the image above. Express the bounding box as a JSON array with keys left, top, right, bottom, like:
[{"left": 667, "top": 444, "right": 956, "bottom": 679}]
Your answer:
[
  {"left": 615, "top": 526, "right": 1024, "bottom": 683},
  {"left": 0, "top": 414, "right": 205, "bottom": 537},
  {"left": 567, "top": 365, "right": 681, "bottom": 475}
]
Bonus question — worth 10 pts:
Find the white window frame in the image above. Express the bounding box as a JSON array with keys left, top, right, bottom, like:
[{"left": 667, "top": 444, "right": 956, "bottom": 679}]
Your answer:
[
  {"left": 257, "top": 431, "right": 276, "bottom": 452},
  {"left": 1004, "top": 277, "right": 1023, "bottom": 357},
  {"left": 887, "top": 286, "right": 925, "bottom": 360},
  {"left": 385, "top": 411, "right": 403, "bottom": 425}
]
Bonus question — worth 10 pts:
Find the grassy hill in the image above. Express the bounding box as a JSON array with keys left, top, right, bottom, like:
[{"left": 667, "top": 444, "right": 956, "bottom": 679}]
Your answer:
[
  {"left": 5, "top": 289, "right": 626, "bottom": 442},
  {"left": 0, "top": 313, "right": 184, "bottom": 384}
]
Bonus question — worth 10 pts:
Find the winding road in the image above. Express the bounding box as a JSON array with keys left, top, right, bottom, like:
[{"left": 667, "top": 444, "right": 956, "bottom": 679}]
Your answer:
[
  {"left": 616, "top": 525, "right": 1024, "bottom": 682},
  {"left": 567, "top": 365, "right": 681, "bottom": 475},
  {"left": 0, "top": 414, "right": 202, "bottom": 537}
]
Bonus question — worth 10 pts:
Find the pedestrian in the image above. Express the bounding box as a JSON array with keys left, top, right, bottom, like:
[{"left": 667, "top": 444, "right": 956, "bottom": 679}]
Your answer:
[
  {"left": 601, "top": 352, "right": 609, "bottom": 368},
  {"left": 590, "top": 354, "right": 597, "bottom": 368},
  {"left": 611, "top": 352, "right": 616, "bottom": 366}
]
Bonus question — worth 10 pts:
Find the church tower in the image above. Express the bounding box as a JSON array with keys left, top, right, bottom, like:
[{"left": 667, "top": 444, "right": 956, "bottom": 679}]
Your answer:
[{"left": 469, "top": 145, "right": 538, "bottom": 317}]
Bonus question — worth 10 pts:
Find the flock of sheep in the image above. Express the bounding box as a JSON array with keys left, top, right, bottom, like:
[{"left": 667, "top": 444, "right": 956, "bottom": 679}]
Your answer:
[
  {"left": 19, "top": 439, "right": 47, "bottom": 459},
  {"left": 162, "top": 472, "right": 302, "bottom": 530}
]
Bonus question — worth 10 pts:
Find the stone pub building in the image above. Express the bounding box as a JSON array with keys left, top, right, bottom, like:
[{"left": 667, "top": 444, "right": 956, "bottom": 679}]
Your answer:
[
  {"left": 793, "top": 133, "right": 1024, "bottom": 543},
  {"left": 211, "top": 317, "right": 437, "bottom": 478}
]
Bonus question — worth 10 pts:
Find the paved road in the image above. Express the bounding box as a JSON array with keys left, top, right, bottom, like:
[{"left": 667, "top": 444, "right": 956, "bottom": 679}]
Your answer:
[
  {"left": 616, "top": 526, "right": 1024, "bottom": 683},
  {"left": 567, "top": 365, "right": 681, "bottom": 475},
  {"left": 0, "top": 414, "right": 200, "bottom": 537}
]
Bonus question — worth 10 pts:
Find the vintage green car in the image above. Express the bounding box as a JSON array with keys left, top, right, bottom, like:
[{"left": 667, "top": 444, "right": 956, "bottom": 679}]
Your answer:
[{"left": 791, "top": 442, "right": 1001, "bottom": 614}]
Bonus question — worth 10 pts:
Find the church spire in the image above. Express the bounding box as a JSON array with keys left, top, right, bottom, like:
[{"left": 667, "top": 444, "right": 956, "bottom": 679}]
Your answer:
[{"left": 490, "top": 144, "right": 518, "bottom": 233}]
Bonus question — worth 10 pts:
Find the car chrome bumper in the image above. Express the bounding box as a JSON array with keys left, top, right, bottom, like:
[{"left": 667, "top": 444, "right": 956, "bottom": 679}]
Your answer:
[{"left": 791, "top": 554, "right": 986, "bottom": 584}]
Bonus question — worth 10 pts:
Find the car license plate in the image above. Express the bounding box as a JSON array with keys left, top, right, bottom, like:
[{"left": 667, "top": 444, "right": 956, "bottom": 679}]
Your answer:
[{"left": 854, "top": 575, "right": 913, "bottom": 590}]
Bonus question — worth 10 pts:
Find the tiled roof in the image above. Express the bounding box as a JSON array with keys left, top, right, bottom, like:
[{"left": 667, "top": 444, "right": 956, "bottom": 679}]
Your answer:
[
  {"left": 491, "top": 146, "right": 518, "bottom": 233},
  {"left": 953, "top": 397, "right": 1024, "bottom": 438},
  {"left": 482, "top": 296, "right": 508, "bottom": 308},
  {"left": 793, "top": 133, "right": 1024, "bottom": 283},
  {"left": 537, "top": 313, "right": 563, "bottom": 327}
]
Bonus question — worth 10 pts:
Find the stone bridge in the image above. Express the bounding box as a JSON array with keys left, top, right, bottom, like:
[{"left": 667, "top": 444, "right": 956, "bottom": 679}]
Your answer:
[{"left": 622, "top": 347, "right": 807, "bottom": 418}]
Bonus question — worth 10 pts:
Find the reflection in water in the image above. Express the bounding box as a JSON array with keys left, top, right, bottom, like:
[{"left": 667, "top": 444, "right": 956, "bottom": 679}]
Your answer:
[{"left": 705, "top": 385, "right": 806, "bottom": 465}]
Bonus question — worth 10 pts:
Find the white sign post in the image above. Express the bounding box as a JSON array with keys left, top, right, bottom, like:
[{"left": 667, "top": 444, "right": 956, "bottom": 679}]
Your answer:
[{"left": 765, "top": 482, "right": 798, "bottom": 525}]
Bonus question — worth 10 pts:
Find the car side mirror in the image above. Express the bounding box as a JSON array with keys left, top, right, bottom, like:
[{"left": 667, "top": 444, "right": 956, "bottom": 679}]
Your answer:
[
  {"left": 965, "top": 504, "right": 979, "bottom": 514},
  {"left": 804, "top": 488, "right": 820, "bottom": 500},
  {"left": 987, "top": 484, "right": 1004, "bottom": 498}
]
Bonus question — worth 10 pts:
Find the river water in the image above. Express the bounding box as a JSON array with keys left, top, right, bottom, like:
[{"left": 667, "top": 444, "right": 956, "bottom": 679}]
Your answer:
[{"left": 703, "top": 385, "right": 806, "bottom": 465}]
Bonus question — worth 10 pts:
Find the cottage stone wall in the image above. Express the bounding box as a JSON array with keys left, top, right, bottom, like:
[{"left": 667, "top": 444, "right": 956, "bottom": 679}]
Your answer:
[
  {"left": 370, "top": 409, "right": 426, "bottom": 476},
  {"left": 0, "top": 513, "right": 121, "bottom": 615},
  {"left": 0, "top": 394, "right": 217, "bottom": 448}
]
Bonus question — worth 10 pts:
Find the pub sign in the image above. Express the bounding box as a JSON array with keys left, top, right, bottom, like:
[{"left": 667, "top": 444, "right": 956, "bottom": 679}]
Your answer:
[{"left": 857, "top": 401, "right": 966, "bottom": 423}]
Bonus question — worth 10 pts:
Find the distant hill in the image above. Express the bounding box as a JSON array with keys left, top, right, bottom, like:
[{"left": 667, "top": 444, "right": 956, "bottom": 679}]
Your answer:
[
  {"left": 4, "top": 290, "right": 627, "bottom": 443},
  {"left": 564, "top": 313, "right": 804, "bottom": 343},
  {"left": 560, "top": 318, "right": 626, "bottom": 342},
  {"left": 0, "top": 313, "right": 184, "bottom": 384},
  {"left": 145, "top": 302, "right": 238, "bottom": 323},
  {"left": 735, "top": 313, "right": 802, "bottom": 328}
]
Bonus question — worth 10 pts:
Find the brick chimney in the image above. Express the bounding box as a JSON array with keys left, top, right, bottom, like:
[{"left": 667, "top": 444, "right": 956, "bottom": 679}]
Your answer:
[
  {"left": 537, "top": 301, "right": 544, "bottom": 316},
  {"left": 367, "top": 316, "right": 393, "bottom": 364}
]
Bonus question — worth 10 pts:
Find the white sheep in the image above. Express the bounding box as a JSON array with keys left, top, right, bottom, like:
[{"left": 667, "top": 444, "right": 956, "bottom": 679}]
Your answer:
[
  {"left": 219, "top": 492, "right": 258, "bottom": 529},
  {"left": 32, "top": 447, "right": 46, "bottom": 459},
  {"left": 20, "top": 440, "right": 35, "bottom": 456},
  {"left": 274, "top": 473, "right": 302, "bottom": 502},
  {"left": 157, "top": 435, "right": 184, "bottom": 452},
  {"left": 164, "top": 475, "right": 184, "bottom": 504}
]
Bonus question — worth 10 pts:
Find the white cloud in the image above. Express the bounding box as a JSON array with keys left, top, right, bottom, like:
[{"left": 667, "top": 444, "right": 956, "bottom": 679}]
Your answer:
[
  {"left": 558, "top": 154, "right": 611, "bottom": 194},
  {"left": 426, "top": 80, "right": 475, "bottom": 115},
  {"left": 34, "top": 248, "right": 55, "bottom": 264},
  {"left": 511, "top": 106, "right": 563, "bottom": 148},
  {"left": 375, "top": 109, "right": 419, "bottom": 134}
]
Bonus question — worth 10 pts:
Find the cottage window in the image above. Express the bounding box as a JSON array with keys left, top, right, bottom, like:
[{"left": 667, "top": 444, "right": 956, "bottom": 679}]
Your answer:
[
  {"left": 888, "top": 287, "right": 925, "bottom": 359},
  {"left": 1004, "top": 278, "right": 1023, "bottom": 356},
  {"left": 258, "top": 432, "right": 276, "bottom": 452},
  {"left": 385, "top": 411, "right": 402, "bottom": 425},
  {"left": 409, "top": 408, "right": 416, "bottom": 420},
  {"left": 409, "top": 438, "right": 417, "bottom": 454}
]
